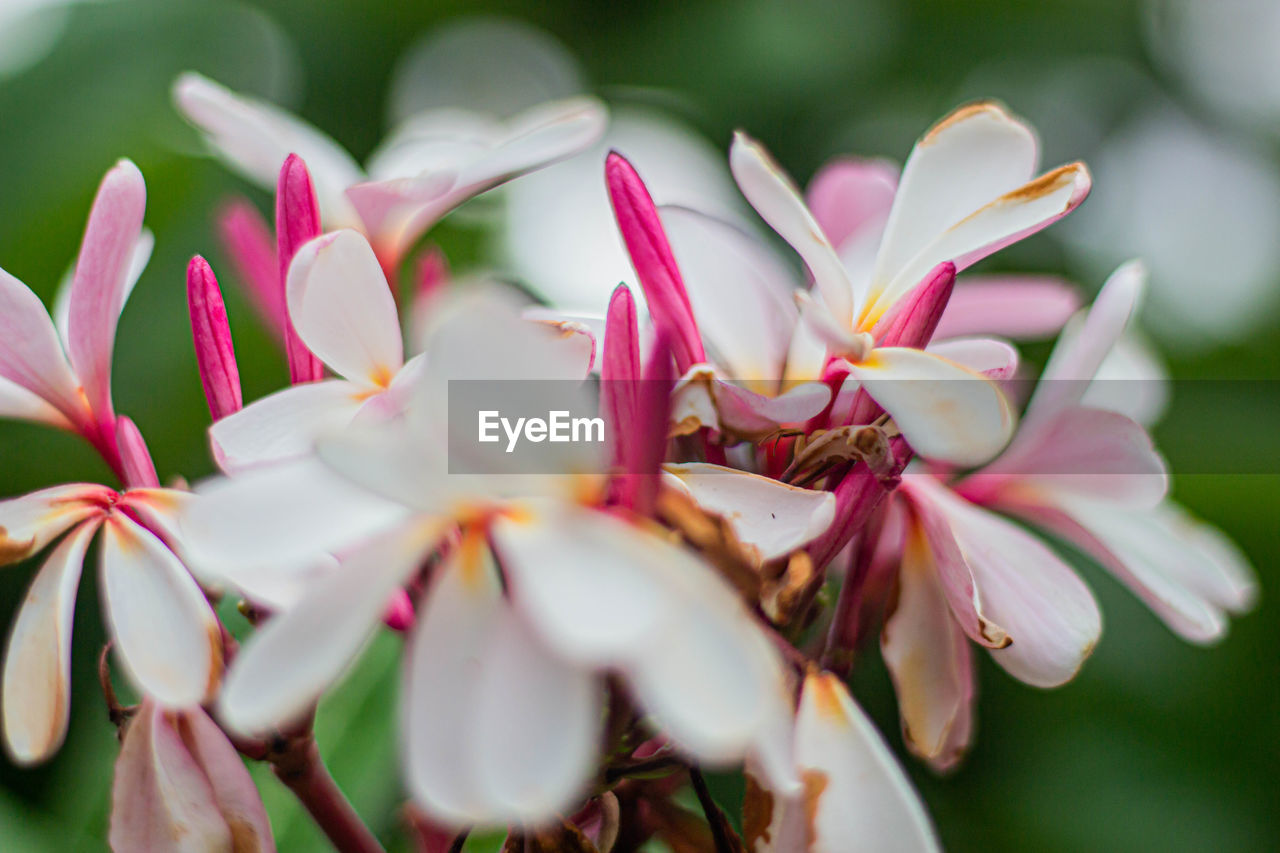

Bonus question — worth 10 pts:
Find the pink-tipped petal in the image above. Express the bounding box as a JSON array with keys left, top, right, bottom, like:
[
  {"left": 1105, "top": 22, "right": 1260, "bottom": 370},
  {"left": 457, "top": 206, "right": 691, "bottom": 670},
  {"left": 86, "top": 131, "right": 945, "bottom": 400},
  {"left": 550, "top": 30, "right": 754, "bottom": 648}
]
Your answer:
[
  {"left": 605, "top": 152, "right": 705, "bottom": 373},
  {"left": 109, "top": 699, "right": 276, "bottom": 853},
  {"left": 0, "top": 376, "right": 72, "bottom": 429},
  {"left": 2, "top": 521, "right": 96, "bottom": 765},
  {"left": 115, "top": 416, "right": 159, "bottom": 490},
  {"left": 216, "top": 199, "right": 286, "bottom": 341},
  {"left": 187, "top": 256, "right": 243, "bottom": 421},
  {"left": 927, "top": 337, "right": 1020, "bottom": 380},
  {"left": 275, "top": 155, "right": 327, "bottom": 384},
  {"left": 935, "top": 275, "right": 1081, "bottom": 340},
  {"left": 805, "top": 156, "right": 900, "bottom": 251},
  {"left": 67, "top": 159, "right": 147, "bottom": 425},
  {"left": 0, "top": 269, "right": 90, "bottom": 428},
  {"left": 0, "top": 484, "right": 112, "bottom": 567},
  {"left": 870, "top": 261, "right": 956, "bottom": 349}
]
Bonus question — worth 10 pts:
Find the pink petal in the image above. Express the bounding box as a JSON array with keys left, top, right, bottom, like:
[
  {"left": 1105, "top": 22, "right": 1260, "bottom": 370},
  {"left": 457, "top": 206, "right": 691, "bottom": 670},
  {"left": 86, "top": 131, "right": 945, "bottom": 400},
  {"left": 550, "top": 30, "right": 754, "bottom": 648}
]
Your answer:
[
  {"left": 216, "top": 199, "right": 286, "bottom": 342},
  {"left": 0, "top": 375, "right": 73, "bottom": 430},
  {"left": 67, "top": 159, "right": 147, "bottom": 425},
  {"left": 2, "top": 521, "right": 96, "bottom": 765},
  {"left": 108, "top": 701, "right": 236, "bottom": 853},
  {"left": 935, "top": 275, "right": 1080, "bottom": 340},
  {"left": 1027, "top": 260, "right": 1145, "bottom": 423},
  {"left": 969, "top": 406, "right": 1167, "bottom": 507},
  {"left": 805, "top": 156, "right": 900, "bottom": 251},
  {"left": 115, "top": 416, "right": 159, "bottom": 490},
  {"left": 186, "top": 256, "right": 243, "bottom": 421},
  {"left": 275, "top": 155, "right": 326, "bottom": 384},
  {"left": 0, "top": 267, "right": 90, "bottom": 428},
  {"left": 870, "top": 261, "right": 956, "bottom": 348},
  {"left": 605, "top": 152, "right": 706, "bottom": 373}
]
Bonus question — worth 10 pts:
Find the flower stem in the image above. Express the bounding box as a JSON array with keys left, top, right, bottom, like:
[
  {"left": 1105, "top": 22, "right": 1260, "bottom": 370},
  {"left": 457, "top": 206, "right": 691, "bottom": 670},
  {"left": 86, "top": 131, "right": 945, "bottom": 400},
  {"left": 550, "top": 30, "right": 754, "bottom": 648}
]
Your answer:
[
  {"left": 271, "top": 735, "right": 385, "bottom": 853},
  {"left": 688, "top": 767, "right": 737, "bottom": 853}
]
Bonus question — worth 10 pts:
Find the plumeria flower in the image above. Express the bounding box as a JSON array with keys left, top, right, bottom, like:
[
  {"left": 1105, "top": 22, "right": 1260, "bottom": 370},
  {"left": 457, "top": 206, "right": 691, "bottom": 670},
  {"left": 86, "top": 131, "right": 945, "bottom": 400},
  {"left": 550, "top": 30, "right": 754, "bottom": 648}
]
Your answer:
[
  {"left": 109, "top": 698, "right": 274, "bottom": 852},
  {"left": 712, "top": 105, "right": 1093, "bottom": 464},
  {"left": 746, "top": 671, "right": 940, "bottom": 852},
  {"left": 804, "top": 155, "right": 1084, "bottom": 345},
  {"left": 173, "top": 72, "right": 608, "bottom": 270},
  {"left": 0, "top": 159, "right": 152, "bottom": 478},
  {"left": 862, "top": 262, "right": 1254, "bottom": 771},
  {"left": 208, "top": 228, "right": 426, "bottom": 472},
  {"left": 181, "top": 288, "right": 805, "bottom": 828},
  {"left": 0, "top": 483, "right": 221, "bottom": 765}
]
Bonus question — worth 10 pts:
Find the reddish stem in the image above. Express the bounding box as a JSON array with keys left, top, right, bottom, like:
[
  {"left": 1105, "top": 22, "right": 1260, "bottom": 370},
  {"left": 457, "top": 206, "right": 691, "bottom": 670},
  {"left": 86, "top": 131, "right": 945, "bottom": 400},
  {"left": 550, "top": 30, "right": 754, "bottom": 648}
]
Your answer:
[{"left": 272, "top": 735, "right": 385, "bottom": 853}]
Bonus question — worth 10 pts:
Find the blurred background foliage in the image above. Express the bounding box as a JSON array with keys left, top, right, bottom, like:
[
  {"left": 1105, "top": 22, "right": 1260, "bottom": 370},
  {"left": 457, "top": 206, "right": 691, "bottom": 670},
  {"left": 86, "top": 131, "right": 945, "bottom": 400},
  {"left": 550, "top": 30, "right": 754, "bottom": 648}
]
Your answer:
[{"left": 0, "top": 0, "right": 1277, "bottom": 850}]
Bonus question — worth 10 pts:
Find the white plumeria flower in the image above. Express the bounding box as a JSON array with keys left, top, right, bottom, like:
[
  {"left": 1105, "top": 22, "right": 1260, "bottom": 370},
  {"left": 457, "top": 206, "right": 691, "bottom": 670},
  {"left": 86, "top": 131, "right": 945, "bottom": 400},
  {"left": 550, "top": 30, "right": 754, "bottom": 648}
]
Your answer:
[
  {"left": 0, "top": 485, "right": 220, "bottom": 765},
  {"left": 746, "top": 671, "right": 940, "bottom": 852},
  {"left": 181, "top": 289, "right": 806, "bottom": 828},
  {"left": 173, "top": 72, "right": 608, "bottom": 266},
  {"left": 208, "top": 228, "right": 424, "bottom": 472},
  {"left": 719, "top": 105, "right": 1091, "bottom": 464}
]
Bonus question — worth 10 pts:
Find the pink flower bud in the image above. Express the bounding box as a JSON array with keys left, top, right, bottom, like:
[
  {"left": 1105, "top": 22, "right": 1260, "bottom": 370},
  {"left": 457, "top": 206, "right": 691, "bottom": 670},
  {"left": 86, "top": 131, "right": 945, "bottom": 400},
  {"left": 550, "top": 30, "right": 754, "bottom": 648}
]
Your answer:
[
  {"left": 275, "top": 154, "right": 325, "bottom": 384},
  {"left": 115, "top": 416, "right": 159, "bottom": 489},
  {"left": 186, "top": 256, "right": 243, "bottom": 421},
  {"left": 605, "top": 152, "right": 705, "bottom": 373},
  {"left": 109, "top": 699, "right": 275, "bottom": 852}
]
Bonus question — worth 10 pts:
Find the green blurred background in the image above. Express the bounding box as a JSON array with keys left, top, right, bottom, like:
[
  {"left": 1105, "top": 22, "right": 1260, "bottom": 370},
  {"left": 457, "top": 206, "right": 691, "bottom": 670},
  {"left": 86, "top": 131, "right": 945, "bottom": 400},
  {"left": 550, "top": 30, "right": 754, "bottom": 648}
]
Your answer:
[{"left": 0, "top": 0, "right": 1276, "bottom": 849}]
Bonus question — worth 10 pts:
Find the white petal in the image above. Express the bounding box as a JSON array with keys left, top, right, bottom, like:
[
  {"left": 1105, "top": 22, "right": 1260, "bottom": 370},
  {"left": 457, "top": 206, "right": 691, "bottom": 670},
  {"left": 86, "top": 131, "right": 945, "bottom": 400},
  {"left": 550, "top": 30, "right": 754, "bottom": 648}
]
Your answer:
[
  {"left": 663, "top": 463, "right": 835, "bottom": 561},
  {"left": 286, "top": 230, "right": 404, "bottom": 384},
  {"left": 792, "top": 673, "right": 941, "bottom": 852},
  {"left": 869, "top": 102, "right": 1038, "bottom": 315},
  {"left": 180, "top": 458, "right": 409, "bottom": 575},
  {"left": 472, "top": 598, "right": 600, "bottom": 823},
  {"left": 924, "top": 483, "right": 1101, "bottom": 687},
  {"left": 731, "top": 132, "right": 855, "bottom": 328},
  {"left": 173, "top": 72, "right": 364, "bottom": 226},
  {"left": 404, "top": 538, "right": 503, "bottom": 826},
  {"left": 2, "top": 521, "right": 95, "bottom": 765},
  {"left": 0, "top": 483, "right": 111, "bottom": 566},
  {"left": 1051, "top": 496, "right": 1252, "bottom": 644},
  {"left": 1083, "top": 330, "right": 1170, "bottom": 427},
  {"left": 490, "top": 504, "right": 680, "bottom": 667},
  {"left": 623, "top": 591, "right": 792, "bottom": 768},
  {"left": 659, "top": 205, "right": 799, "bottom": 380},
  {"left": 218, "top": 519, "right": 444, "bottom": 734},
  {"left": 880, "top": 512, "right": 976, "bottom": 767},
  {"left": 848, "top": 347, "right": 1015, "bottom": 466},
  {"left": 99, "top": 514, "right": 221, "bottom": 706},
  {"left": 209, "top": 379, "right": 368, "bottom": 473},
  {"left": 927, "top": 336, "right": 1019, "bottom": 379}
]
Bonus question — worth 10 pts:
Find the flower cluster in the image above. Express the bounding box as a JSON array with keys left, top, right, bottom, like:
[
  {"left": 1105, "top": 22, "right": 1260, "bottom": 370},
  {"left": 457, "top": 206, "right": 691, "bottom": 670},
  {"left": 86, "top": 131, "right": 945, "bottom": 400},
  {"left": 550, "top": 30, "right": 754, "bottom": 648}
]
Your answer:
[{"left": 0, "top": 67, "right": 1256, "bottom": 853}]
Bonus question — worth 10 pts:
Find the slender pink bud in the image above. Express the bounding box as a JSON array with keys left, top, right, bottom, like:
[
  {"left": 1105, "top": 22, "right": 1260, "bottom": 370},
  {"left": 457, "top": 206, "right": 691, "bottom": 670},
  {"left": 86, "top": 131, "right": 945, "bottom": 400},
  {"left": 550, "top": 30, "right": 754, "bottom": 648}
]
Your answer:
[
  {"left": 382, "top": 588, "right": 415, "bottom": 633},
  {"left": 602, "top": 284, "right": 641, "bottom": 470},
  {"left": 275, "top": 154, "right": 325, "bottom": 384},
  {"left": 605, "top": 152, "right": 705, "bottom": 373},
  {"left": 629, "top": 331, "right": 676, "bottom": 516},
  {"left": 109, "top": 699, "right": 275, "bottom": 852},
  {"left": 187, "top": 256, "right": 242, "bottom": 421},
  {"left": 216, "top": 199, "right": 286, "bottom": 342},
  {"left": 870, "top": 261, "right": 956, "bottom": 349},
  {"left": 115, "top": 416, "right": 159, "bottom": 489}
]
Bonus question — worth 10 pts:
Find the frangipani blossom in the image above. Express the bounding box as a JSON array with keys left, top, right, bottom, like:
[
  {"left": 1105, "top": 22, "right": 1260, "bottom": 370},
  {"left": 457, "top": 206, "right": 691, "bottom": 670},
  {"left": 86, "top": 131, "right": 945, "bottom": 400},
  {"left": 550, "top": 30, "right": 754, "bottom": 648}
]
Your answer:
[
  {"left": 109, "top": 698, "right": 275, "bottom": 853},
  {"left": 746, "top": 671, "right": 940, "bottom": 852},
  {"left": 0, "top": 159, "right": 151, "bottom": 476},
  {"left": 208, "top": 228, "right": 422, "bottom": 471},
  {"left": 725, "top": 104, "right": 1094, "bottom": 463},
  {"left": 174, "top": 72, "right": 608, "bottom": 267},
  {"left": 181, "top": 289, "right": 805, "bottom": 827},
  {"left": 1, "top": 485, "right": 221, "bottom": 765}
]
